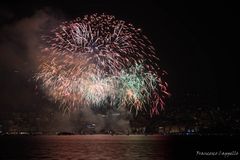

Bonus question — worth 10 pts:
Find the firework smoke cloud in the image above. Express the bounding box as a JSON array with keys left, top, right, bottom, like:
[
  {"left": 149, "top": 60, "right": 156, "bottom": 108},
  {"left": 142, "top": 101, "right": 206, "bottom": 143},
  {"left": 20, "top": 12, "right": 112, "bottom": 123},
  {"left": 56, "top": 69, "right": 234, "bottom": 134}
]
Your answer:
[{"left": 36, "top": 13, "right": 170, "bottom": 115}]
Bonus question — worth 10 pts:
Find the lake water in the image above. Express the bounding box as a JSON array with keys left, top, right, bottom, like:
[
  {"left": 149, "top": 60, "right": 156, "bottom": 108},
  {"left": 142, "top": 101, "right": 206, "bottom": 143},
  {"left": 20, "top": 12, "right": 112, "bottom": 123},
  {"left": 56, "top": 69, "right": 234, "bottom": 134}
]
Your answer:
[{"left": 0, "top": 135, "right": 239, "bottom": 160}]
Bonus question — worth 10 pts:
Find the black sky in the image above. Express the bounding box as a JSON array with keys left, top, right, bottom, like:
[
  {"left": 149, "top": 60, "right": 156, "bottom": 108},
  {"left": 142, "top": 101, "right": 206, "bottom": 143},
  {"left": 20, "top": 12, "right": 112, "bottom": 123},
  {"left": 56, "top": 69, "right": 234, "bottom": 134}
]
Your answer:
[{"left": 0, "top": 0, "right": 238, "bottom": 112}]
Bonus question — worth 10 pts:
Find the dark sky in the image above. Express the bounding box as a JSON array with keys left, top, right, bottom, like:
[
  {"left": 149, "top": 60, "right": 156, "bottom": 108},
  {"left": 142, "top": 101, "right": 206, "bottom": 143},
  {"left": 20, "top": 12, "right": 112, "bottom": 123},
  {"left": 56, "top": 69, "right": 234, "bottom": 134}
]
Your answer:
[{"left": 0, "top": 0, "right": 238, "bottom": 113}]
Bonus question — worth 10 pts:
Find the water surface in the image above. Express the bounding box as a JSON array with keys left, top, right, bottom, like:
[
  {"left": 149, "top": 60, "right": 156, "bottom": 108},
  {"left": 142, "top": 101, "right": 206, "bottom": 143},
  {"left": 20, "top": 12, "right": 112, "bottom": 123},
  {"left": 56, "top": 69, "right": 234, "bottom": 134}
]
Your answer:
[
  {"left": 1, "top": 135, "right": 239, "bottom": 160},
  {"left": 0, "top": 135, "right": 172, "bottom": 160}
]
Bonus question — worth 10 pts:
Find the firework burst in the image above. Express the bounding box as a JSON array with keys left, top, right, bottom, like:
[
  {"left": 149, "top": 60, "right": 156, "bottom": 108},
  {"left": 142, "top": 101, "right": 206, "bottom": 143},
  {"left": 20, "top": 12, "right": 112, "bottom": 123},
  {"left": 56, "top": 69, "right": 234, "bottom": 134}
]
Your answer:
[{"left": 36, "top": 13, "right": 169, "bottom": 115}]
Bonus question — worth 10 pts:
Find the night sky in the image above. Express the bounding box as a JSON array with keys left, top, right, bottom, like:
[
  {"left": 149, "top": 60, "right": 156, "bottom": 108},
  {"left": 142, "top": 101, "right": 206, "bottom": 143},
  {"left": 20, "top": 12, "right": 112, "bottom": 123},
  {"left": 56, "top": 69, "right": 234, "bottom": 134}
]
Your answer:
[{"left": 0, "top": 0, "right": 238, "bottom": 113}]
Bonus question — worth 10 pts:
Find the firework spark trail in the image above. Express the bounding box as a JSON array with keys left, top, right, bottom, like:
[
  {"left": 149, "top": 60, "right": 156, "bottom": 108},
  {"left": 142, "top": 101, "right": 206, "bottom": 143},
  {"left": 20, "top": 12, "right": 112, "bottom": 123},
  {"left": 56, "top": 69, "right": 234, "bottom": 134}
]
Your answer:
[{"left": 36, "top": 13, "right": 170, "bottom": 115}]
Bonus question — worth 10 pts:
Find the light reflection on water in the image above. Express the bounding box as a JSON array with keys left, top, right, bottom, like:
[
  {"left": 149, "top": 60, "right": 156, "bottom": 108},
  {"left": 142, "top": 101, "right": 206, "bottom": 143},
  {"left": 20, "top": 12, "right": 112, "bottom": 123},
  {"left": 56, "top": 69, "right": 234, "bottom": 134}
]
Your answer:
[{"left": 0, "top": 135, "right": 172, "bottom": 160}]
